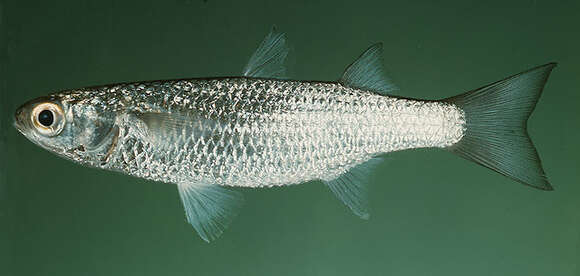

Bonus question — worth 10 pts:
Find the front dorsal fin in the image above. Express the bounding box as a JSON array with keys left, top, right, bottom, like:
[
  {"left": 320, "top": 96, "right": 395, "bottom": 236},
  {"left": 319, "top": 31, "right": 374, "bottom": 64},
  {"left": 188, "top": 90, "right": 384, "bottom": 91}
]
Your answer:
[
  {"left": 242, "top": 26, "right": 289, "bottom": 79},
  {"left": 339, "top": 43, "right": 397, "bottom": 95}
]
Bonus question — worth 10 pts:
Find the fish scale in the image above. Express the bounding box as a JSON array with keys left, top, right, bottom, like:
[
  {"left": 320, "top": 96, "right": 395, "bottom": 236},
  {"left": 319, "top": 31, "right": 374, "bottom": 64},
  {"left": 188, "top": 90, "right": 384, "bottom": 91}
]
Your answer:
[{"left": 92, "top": 78, "right": 466, "bottom": 187}]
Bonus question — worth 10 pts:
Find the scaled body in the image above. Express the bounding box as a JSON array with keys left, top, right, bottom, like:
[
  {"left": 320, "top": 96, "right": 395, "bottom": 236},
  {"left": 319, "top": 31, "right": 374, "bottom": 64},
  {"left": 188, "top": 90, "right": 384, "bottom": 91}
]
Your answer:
[{"left": 65, "top": 78, "right": 465, "bottom": 188}]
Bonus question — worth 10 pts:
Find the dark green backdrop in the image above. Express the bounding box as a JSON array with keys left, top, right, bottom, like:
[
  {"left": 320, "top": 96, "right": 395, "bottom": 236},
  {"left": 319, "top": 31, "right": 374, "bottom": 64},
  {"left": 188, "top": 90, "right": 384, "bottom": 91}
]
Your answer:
[{"left": 1, "top": 0, "right": 579, "bottom": 275}]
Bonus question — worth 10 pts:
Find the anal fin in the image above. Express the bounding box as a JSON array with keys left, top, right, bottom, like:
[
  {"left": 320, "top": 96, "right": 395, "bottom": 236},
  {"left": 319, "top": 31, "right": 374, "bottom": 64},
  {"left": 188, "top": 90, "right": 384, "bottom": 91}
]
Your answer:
[
  {"left": 322, "top": 158, "right": 383, "bottom": 219},
  {"left": 177, "top": 182, "right": 244, "bottom": 242}
]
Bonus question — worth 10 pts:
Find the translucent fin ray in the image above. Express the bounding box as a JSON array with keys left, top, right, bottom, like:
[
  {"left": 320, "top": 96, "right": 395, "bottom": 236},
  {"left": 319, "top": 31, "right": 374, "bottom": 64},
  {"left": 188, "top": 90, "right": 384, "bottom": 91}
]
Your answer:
[
  {"left": 339, "top": 43, "right": 397, "bottom": 94},
  {"left": 443, "top": 63, "right": 557, "bottom": 190},
  {"left": 323, "top": 158, "right": 383, "bottom": 219},
  {"left": 177, "top": 183, "right": 244, "bottom": 242},
  {"left": 242, "top": 26, "right": 289, "bottom": 79}
]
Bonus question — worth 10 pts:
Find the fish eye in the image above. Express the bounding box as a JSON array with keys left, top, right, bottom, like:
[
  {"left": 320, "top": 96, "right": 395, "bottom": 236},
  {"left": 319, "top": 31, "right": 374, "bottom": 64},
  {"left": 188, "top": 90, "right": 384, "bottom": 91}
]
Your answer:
[
  {"left": 38, "top": 110, "right": 54, "bottom": 127},
  {"left": 31, "top": 102, "right": 65, "bottom": 137}
]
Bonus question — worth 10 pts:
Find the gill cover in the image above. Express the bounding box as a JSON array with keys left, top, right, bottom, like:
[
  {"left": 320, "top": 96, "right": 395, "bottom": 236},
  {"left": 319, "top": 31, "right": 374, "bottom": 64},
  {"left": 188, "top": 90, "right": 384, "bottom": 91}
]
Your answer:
[{"left": 71, "top": 104, "right": 118, "bottom": 151}]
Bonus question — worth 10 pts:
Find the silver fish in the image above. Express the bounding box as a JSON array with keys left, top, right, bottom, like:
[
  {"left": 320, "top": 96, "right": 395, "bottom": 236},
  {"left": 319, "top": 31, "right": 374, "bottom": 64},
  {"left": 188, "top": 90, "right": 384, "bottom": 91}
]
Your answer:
[{"left": 14, "top": 27, "right": 556, "bottom": 241}]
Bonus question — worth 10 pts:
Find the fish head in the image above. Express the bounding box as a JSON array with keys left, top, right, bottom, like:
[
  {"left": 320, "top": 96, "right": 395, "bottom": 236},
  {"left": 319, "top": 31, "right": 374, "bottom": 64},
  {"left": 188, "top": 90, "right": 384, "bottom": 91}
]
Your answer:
[{"left": 14, "top": 94, "right": 118, "bottom": 165}]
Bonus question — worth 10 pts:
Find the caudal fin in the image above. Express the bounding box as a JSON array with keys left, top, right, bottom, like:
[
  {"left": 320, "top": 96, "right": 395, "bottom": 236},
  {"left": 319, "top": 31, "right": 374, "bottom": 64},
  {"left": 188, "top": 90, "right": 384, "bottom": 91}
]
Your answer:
[{"left": 443, "top": 63, "right": 556, "bottom": 190}]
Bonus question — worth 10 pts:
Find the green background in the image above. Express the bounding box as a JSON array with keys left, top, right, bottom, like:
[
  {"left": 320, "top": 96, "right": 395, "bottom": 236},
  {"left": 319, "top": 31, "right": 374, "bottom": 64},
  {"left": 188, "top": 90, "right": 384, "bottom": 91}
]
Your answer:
[{"left": 1, "top": 0, "right": 579, "bottom": 275}]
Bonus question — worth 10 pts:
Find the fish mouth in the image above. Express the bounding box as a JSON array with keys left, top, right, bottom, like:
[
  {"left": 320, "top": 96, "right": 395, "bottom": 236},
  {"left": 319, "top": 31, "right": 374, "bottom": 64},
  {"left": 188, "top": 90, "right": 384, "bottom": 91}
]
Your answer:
[
  {"left": 13, "top": 119, "right": 34, "bottom": 143},
  {"left": 13, "top": 105, "right": 38, "bottom": 145},
  {"left": 13, "top": 121, "right": 26, "bottom": 138},
  {"left": 13, "top": 114, "right": 57, "bottom": 152}
]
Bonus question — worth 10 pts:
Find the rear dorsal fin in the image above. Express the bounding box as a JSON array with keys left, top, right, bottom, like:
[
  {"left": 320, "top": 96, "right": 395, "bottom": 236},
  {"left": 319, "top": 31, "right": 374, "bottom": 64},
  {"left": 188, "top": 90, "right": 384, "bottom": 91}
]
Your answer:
[
  {"left": 339, "top": 43, "right": 397, "bottom": 94},
  {"left": 243, "top": 26, "right": 289, "bottom": 79}
]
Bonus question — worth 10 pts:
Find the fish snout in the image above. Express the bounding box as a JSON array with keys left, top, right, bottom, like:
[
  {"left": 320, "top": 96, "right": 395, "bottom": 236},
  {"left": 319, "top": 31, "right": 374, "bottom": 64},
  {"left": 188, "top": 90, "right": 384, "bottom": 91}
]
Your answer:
[{"left": 13, "top": 105, "right": 30, "bottom": 133}]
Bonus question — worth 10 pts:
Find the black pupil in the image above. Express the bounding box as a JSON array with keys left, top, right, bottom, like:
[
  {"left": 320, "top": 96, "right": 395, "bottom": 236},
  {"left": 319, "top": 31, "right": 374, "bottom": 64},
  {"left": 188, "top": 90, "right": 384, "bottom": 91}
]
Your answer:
[{"left": 38, "top": 110, "right": 54, "bottom": 127}]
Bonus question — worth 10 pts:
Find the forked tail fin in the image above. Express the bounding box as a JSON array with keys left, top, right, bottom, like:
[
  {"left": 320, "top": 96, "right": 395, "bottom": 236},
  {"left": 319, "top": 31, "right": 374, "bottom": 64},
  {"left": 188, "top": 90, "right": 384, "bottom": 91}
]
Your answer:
[{"left": 443, "top": 63, "right": 557, "bottom": 190}]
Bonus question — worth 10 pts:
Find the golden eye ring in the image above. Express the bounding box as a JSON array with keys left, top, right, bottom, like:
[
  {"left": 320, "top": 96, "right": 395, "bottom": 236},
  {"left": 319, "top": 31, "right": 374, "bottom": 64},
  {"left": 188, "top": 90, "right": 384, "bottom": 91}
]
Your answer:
[{"left": 31, "top": 102, "right": 65, "bottom": 137}]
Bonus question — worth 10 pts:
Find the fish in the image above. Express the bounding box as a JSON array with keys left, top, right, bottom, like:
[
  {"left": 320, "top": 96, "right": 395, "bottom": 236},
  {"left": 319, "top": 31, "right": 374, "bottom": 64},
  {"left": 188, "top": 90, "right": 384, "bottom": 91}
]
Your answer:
[{"left": 14, "top": 27, "right": 556, "bottom": 242}]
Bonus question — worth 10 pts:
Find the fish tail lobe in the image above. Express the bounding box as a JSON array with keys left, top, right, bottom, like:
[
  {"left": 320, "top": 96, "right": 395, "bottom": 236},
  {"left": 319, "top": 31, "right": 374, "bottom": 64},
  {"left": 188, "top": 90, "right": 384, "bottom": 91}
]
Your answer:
[{"left": 443, "top": 63, "right": 557, "bottom": 190}]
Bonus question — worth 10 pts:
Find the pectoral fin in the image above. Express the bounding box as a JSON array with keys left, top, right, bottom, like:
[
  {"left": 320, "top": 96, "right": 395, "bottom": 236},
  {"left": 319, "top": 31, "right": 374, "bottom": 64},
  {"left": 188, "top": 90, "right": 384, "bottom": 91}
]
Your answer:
[
  {"left": 130, "top": 111, "right": 219, "bottom": 150},
  {"left": 177, "top": 182, "right": 244, "bottom": 242}
]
